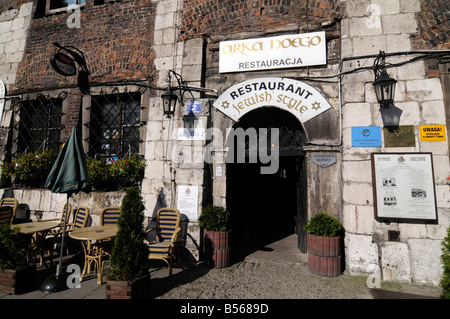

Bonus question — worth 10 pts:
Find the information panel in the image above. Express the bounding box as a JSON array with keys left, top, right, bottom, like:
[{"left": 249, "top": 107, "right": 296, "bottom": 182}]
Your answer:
[
  {"left": 177, "top": 185, "right": 199, "bottom": 221},
  {"left": 371, "top": 153, "right": 437, "bottom": 222}
]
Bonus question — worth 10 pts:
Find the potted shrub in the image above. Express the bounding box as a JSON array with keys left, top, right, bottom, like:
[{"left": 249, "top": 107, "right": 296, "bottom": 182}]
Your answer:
[
  {"left": 106, "top": 187, "right": 151, "bottom": 299},
  {"left": 199, "top": 205, "right": 231, "bottom": 268},
  {"left": 305, "top": 212, "right": 344, "bottom": 277},
  {"left": 0, "top": 225, "right": 36, "bottom": 294}
]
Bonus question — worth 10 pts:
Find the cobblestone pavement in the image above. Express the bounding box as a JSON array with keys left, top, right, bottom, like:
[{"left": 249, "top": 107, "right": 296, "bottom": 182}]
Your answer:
[
  {"left": 152, "top": 260, "right": 375, "bottom": 299},
  {"left": 151, "top": 234, "right": 442, "bottom": 300},
  {"left": 0, "top": 235, "right": 442, "bottom": 301}
]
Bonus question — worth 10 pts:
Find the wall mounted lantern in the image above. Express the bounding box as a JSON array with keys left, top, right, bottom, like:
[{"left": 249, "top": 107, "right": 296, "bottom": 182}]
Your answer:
[
  {"left": 373, "top": 51, "right": 397, "bottom": 109},
  {"left": 161, "top": 86, "right": 178, "bottom": 117},
  {"left": 161, "top": 70, "right": 194, "bottom": 118}
]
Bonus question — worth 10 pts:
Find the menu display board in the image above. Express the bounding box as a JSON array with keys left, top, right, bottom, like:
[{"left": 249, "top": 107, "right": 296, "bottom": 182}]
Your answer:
[{"left": 371, "top": 153, "right": 438, "bottom": 222}]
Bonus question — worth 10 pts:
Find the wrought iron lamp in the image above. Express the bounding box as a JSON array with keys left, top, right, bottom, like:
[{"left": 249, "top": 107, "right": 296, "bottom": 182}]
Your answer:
[
  {"left": 372, "top": 51, "right": 397, "bottom": 109},
  {"left": 161, "top": 86, "right": 178, "bottom": 117},
  {"left": 161, "top": 70, "right": 194, "bottom": 118}
]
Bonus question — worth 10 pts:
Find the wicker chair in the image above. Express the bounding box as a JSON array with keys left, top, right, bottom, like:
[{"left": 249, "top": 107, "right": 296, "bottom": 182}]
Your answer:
[
  {"left": 0, "top": 206, "right": 13, "bottom": 226},
  {"left": 100, "top": 207, "right": 121, "bottom": 226},
  {"left": 45, "top": 203, "right": 72, "bottom": 237},
  {"left": 39, "top": 203, "right": 72, "bottom": 265},
  {"left": 146, "top": 208, "right": 181, "bottom": 276},
  {"left": 68, "top": 206, "right": 90, "bottom": 231},
  {"left": 0, "top": 198, "right": 18, "bottom": 225}
]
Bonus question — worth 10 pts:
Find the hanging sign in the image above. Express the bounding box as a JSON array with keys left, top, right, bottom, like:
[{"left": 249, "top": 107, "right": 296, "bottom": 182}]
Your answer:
[
  {"left": 50, "top": 52, "right": 76, "bottom": 76},
  {"left": 419, "top": 125, "right": 446, "bottom": 141},
  {"left": 219, "top": 31, "right": 326, "bottom": 73},
  {"left": 213, "top": 77, "right": 332, "bottom": 123}
]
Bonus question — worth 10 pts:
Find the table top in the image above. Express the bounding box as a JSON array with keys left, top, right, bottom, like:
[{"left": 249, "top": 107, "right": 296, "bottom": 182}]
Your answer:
[
  {"left": 69, "top": 225, "right": 118, "bottom": 241},
  {"left": 13, "top": 221, "right": 61, "bottom": 234}
]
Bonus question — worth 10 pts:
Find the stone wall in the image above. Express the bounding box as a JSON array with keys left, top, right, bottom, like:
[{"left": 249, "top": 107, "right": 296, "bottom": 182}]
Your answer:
[
  {"left": 0, "top": 2, "right": 32, "bottom": 90},
  {"left": 0, "top": 188, "right": 124, "bottom": 226},
  {"left": 341, "top": 0, "right": 449, "bottom": 286}
]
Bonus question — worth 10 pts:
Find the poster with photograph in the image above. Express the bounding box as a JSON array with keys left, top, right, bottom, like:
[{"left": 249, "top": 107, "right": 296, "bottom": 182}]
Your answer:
[{"left": 371, "top": 153, "right": 437, "bottom": 222}]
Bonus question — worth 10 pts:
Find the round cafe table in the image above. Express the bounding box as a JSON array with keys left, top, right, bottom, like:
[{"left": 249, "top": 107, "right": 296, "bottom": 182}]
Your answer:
[
  {"left": 13, "top": 221, "right": 61, "bottom": 267},
  {"left": 14, "top": 221, "right": 61, "bottom": 234},
  {"left": 69, "top": 225, "right": 118, "bottom": 285}
]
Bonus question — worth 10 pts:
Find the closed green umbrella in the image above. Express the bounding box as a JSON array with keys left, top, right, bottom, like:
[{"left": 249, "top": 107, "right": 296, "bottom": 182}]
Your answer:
[
  {"left": 40, "top": 126, "right": 91, "bottom": 292},
  {"left": 45, "top": 126, "right": 91, "bottom": 194}
]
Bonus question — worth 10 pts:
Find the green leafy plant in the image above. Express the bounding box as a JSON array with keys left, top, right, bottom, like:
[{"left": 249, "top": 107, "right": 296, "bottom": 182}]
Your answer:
[
  {"left": 87, "top": 155, "right": 146, "bottom": 190},
  {"left": 1, "top": 150, "right": 57, "bottom": 187},
  {"left": 198, "top": 205, "right": 231, "bottom": 232},
  {"left": 108, "top": 187, "right": 150, "bottom": 281},
  {"left": 305, "top": 212, "right": 343, "bottom": 237},
  {"left": 440, "top": 227, "right": 450, "bottom": 299},
  {"left": 86, "top": 157, "right": 113, "bottom": 190},
  {"left": 0, "top": 225, "right": 32, "bottom": 270},
  {"left": 110, "top": 154, "right": 146, "bottom": 188}
]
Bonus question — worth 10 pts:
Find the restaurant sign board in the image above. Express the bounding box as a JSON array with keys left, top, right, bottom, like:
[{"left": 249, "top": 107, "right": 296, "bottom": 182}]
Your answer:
[
  {"left": 219, "top": 32, "right": 326, "bottom": 73},
  {"left": 213, "top": 77, "right": 332, "bottom": 123}
]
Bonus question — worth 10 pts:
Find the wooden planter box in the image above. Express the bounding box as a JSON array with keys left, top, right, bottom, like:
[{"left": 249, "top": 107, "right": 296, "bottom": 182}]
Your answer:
[
  {"left": 307, "top": 233, "right": 342, "bottom": 277},
  {"left": 0, "top": 265, "right": 36, "bottom": 295},
  {"left": 106, "top": 273, "right": 150, "bottom": 299},
  {"left": 203, "top": 230, "right": 231, "bottom": 268}
]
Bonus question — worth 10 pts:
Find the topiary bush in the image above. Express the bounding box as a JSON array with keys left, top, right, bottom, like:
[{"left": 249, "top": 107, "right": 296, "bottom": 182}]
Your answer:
[
  {"left": 198, "top": 205, "right": 231, "bottom": 232},
  {"left": 108, "top": 187, "right": 150, "bottom": 281},
  {"left": 305, "top": 212, "right": 343, "bottom": 237},
  {"left": 440, "top": 227, "right": 450, "bottom": 299}
]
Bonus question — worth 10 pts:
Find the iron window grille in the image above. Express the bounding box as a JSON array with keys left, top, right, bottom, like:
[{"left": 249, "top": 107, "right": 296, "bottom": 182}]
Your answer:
[
  {"left": 12, "top": 93, "right": 65, "bottom": 157},
  {"left": 86, "top": 88, "right": 143, "bottom": 161}
]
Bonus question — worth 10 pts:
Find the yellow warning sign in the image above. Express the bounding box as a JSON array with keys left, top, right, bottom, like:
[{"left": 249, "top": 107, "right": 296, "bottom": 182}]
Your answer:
[{"left": 419, "top": 125, "right": 446, "bottom": 141}]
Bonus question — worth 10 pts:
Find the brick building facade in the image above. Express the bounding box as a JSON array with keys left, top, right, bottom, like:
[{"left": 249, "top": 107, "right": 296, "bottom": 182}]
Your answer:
[{"left": 0, "top": 0, "right": 449, "bottom": 287}]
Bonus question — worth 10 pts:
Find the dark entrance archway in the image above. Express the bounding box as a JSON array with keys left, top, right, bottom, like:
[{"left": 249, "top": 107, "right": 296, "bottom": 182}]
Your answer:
[{"left": 226, "top": 107, "right": 307, "bottom": 262}]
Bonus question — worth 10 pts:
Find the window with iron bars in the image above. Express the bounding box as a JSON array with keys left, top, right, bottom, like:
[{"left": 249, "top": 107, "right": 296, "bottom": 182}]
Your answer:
[
  {"left": 87, "top": 89, "right": 142, "bottom": 161},
  {"left": 13, "top": 94, "right": 65, "bottom": 156},
  {"left": 85, "top": 89, "right": 145, "bottom": 190}
]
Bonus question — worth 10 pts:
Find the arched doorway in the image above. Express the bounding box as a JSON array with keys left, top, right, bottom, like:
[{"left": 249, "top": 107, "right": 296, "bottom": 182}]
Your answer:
[{"left": 226, "top": 107, "right": 307, "bottom": 261}]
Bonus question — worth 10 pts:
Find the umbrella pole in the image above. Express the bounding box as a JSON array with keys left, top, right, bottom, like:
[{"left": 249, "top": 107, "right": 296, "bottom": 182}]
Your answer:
[
  {"left": 56, "top": 193, "right": 70, "bottom": 277},
  {"left": 39, "top": 193, "right": 71, "bottom": 292}
]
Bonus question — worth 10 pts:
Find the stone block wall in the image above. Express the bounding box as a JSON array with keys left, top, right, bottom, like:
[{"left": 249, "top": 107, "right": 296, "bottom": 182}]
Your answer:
[
  {"left": 341, "top": 0, "right": 449, "bottom": 286},
  {"left": 0, "top": 2, "right": 32, "bottom": 89}
]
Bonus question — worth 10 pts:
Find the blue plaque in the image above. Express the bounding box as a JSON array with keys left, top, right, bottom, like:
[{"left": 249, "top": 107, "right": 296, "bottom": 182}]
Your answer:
[
  {"left": 352, "top": 126, "right": 381, "bottom": 147},
  {"left": 186, "top": 101, "right": 201, "bottom": 114}
]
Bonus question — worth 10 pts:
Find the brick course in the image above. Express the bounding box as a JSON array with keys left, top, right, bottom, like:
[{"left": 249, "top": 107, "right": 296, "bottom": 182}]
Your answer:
[
  {"left": 11, "top": 0, "right": 158, "bottom": 94},
  {"left": 411, "top": 0, "right": 450, "bottom": 50},
  {"left": 179, "top": 0, "right": 345, "bottom": 41}
]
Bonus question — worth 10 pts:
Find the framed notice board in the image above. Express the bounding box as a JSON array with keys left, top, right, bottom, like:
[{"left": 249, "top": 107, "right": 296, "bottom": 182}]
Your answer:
[{"left": 371, "top": 153, "right": 438, "bottom": 222}]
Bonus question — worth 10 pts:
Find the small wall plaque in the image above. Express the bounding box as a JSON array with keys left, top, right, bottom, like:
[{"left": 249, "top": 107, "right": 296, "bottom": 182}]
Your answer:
[
  {"left": 311, "top": 153, "right": 336, "bottom": 168},
  {"left": 383, "top": 125, "right": 415, "bottom": 147}
]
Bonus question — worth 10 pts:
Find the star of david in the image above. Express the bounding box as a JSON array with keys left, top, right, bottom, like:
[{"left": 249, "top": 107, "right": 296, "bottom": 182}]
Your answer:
[
  {"left": 221, "top": 101, "right": 230, "bottom": 109},
  {"left": 312, "top": 101, "right": 321, "bottom": 110}
]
